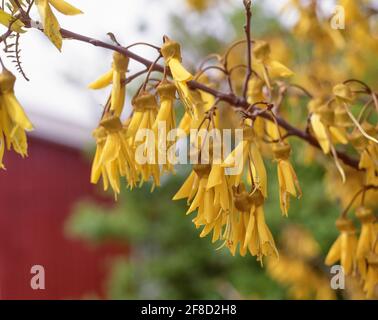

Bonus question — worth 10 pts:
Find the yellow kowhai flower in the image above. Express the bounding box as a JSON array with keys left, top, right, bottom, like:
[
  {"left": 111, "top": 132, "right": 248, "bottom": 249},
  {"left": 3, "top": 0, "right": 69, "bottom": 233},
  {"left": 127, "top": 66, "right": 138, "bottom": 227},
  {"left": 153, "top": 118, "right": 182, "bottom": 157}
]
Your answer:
[
  {"left": 178, "top": 75, "right": 217, "bottom": 136},
  {"left": 0, "top": 68, "right": 33, "bottom": 168},
  {"left": 308, "top": 99, "right": 348, "bottom": 181},
  {"left": 129, "top": 92, "right": 161, "bottom": 188},
  {"left": 229, "top": 184, "right": 278, "bottom": 261},
  {"left": 173, "top": 156, "right": 232, "bottom": 243},
  {"left": 91, "top": 115, "right": 137, "bottom": 198},
  {"left": 334, "top": 84, "right": 378, "bottom": 146},
  {"left": 325, "top": 218, "right": 357, "bottom": 275},
  {"left": 0, "top": 8, "right": 24, "bottom": 33},
  {"left": 359, "top": 143, "right": 378, "bottom": 185},
  {"left": 35, "top": 0, "right": 82, "bottom": 50},
  {"left": 349, "top": 123, "right": 378, "bottom": 185},
  {"left": 308, "top": 99, "right": 348, "bottom": 154},
  {"left": 177, "top": 90, "right": 205, "bottom": 135},
  {"left": 173, "top": 164, "right": 213, "bottom": 222},
  {"left": 161, "top": 37, "right": 195, "bottom": 115},
  {"left": 252, "top": 41, "right": 293, "bottom": 88},
  {"left": 223, "top": 126, "right": 267, "bottom": 198},
  {"left": 273, "top": 142, "right": 301, "bottom": 216},
  {"left": 355, "top": 207, "right": 376, "bottom": 277},
  {"left": 363, "top": 253, "right": 378, "bottom": 299},
  {"left": 198, "top": 162, "right": 231, "bottom": 242},
  {"left": 154, "top": 81, "right": 177, "bottom": 173},
  {"left": 247, "top": 77, "right": 266, "bottom": 138},
  {"left": 89, "top": 52, "right": 129, "bottom": 117},
  {"left": 356, "top": 207, "right": 376, "bottom": 259}
]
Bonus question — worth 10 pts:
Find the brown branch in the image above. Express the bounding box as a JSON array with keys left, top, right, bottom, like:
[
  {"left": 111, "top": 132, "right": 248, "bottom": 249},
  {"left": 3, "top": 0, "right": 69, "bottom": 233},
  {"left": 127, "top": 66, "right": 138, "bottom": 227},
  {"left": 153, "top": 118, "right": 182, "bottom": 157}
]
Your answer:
[
  {"left": 242, "top": 0, "right": 252, "bottom": 99},
  {"left": 26, "top": 26, "right": 360, "bottom": 170}
]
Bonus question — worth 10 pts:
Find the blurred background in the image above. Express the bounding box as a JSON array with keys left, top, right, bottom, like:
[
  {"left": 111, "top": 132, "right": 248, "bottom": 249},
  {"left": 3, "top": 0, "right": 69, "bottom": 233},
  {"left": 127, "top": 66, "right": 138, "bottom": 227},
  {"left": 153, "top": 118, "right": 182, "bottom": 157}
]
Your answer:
[{"left": 0, "top": 0, "right": 377, "bottom": 299}]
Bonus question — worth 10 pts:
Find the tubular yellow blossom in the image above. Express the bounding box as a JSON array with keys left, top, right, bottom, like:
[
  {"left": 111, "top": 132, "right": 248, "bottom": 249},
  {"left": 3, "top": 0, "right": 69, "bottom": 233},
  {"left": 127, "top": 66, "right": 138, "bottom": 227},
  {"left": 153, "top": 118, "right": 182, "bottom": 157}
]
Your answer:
[
  {"left": 91, "top": 115, "right": 138, "bottom": 198},
  {"left": 223, "top": 126, "right": 267, "bottom": 198},
  {"left": 356, "top": 207, "right": 376, "bottom": 260},
  {"left": 154, "top": 81, "right": 177, "bottom": 173},
  {"left": 363, "top": 253, "right": 378, "bottom": 299},
  {"left": 0, "top": 68, "right": 33, "bottom": 168},
  {"left": 131, "top": 92, "right": 161, "bottom": 188},
  {"left": 161, "top": 37, "right": 195, "bottom": 115},
  {"left": 273, "top": 143, "right": 301, "bottom": 216},
  {"left": 35, "top": 0, "right": 82, "bottom": 50},
  {"left": 230, "top": 184, "right": 278, "bottom": 261},
  {"left": 252, "top": 41, "right": 294, "bottom": 86},
  {"left": 89, "top": 52, "right": 129, "bottom": 117},
  {"left": 246, "top": 77, "right": 267, "bottom": 138},
  {"left": 325, "top": 218, "right": 357, "bottom": 275}
]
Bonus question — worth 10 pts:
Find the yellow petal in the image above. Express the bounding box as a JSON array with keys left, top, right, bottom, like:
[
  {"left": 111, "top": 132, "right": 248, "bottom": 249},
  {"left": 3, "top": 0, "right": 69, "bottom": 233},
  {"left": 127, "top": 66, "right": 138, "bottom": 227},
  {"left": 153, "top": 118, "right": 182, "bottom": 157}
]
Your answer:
[
  {"left": 311, "top": 114, "right": 330, "bottom": 154},
  {"left": 250, "top": 143, "right": 267, "bottom": 197},
  {"left": 178, "top": 112, "right": 192, "bottom": 135},
  {"left": 0, "top": 8, "right": 24, "bottom": 33},
  {"left": 48, "top": 0, "right": 82, "bottom": 15},
  {"left": 3, "top": 94, "right": 33, "bottom": 131},
  {"left": 168, "top": 58, "right": 193, "bottom": 82},
  {"left": 204, "top": 189, "right": 215, "bottom": 223},
  {"left": 280, "top": 160, "right": 297, "bottom": 197},
  {"left": 36, "top": 0, "right": 62, "bottom": 50},
  {"left": 267, "top": 60, "right": 294, "bottom": 78},
  {"left": 325, "top": 237, "right": 341, "bottom": 266},
  {"left": 207, "top": 164, "right": 223, "bottom": 189},
  {"left": 90, "top": 146, "right": 103, "bottom": 184},
  {"left": 172, "top": 171, "right": 196, "bottom": 200},
  {"left": 88, "top": 70, "right": 113, "bottom": 89},
  {"left": 111, "top": 71, "right": 125, "bottom": 116},
  {"left": 329, "top": 126, "right": 348, "bottom": 145},
  {"left": 100, "top": 134, "right": 121, "bottom": 164}
]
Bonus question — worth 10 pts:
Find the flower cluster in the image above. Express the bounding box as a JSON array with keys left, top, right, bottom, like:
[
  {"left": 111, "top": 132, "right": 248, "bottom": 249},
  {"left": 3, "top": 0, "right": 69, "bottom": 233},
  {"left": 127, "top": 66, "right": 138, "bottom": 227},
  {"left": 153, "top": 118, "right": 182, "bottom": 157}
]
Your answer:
[{"left": 0, "top": 0, "right": 377, "bottom": 298}]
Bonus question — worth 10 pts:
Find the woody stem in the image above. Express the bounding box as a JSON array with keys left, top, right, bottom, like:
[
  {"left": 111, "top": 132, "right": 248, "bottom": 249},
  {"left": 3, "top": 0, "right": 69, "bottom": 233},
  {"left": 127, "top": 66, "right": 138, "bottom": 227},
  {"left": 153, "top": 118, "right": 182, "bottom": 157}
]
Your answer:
[
  {"left": 242, "top": 0, "right": 253, "bottom": 99},
  {"left": 18, "top": 25, "right": 361, "bottom": 170}
]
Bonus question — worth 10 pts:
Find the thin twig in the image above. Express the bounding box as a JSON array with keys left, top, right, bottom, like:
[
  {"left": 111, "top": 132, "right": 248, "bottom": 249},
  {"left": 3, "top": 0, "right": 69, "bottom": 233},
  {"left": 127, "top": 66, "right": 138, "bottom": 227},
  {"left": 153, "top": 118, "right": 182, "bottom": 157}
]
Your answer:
[{"left": 242, "top": 0, "right": 252, "bottom": 99}]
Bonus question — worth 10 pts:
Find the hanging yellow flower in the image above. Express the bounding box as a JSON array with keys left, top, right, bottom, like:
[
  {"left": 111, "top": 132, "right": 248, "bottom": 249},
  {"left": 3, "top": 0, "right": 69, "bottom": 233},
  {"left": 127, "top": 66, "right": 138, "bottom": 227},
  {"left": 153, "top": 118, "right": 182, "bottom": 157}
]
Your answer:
[
  {"left": 173, "top": 164, "right": 211, "bottom": 220},
  {"left": 325, "top": 218, "right": 357, "bottom": 275},
  {"left": 153, "top": 81, "right": 177, "bottom": 173},
  {"left": 273, "top": 142, "right": 301, "bottom": 216},
  {"left": 0, "top": 68, "right": 33, "bottom": 168},
  {"left": 230, "top": 183, "right": 278, "bottom": 261},
  {"left": 91, "top": 115, "right": 138, "bottom": 198},
  {"left": 308, "top": 99, "right": 348, "bottom": 182},
  {"left": 308, "top": 99, "right": 348, "bottom": 154},
  {"left": 89, "top": 52, "right": 129, "bottom": 117},
  {"left": 198, "top": 163, "right": 231, "bottom": 241},
  {"left": 252, "top": 41, "right": 293, "bottom": 88},
  {"left": 246, "top": 77, "right": 266, "bottom": 138},
  {"left": 129, "top": 92, "right": 160, "bottom": 188},
  {"left": 350, "top": 123, "right": 378, "bottom": 186},
  {"left": 35, "top": 0, "right": 82, "bottom": 50},
  {"left": 363, "top": 253, "right": 378, "bottom": 299},
  {"left": 356, "top": 207, "right": 376, "bottom": 260},
  {"left": 161, "top": 37, "right": 195, "bottom": 115},
  {"left": 223, "top": 126, "right": 267, "bottom": 198}
]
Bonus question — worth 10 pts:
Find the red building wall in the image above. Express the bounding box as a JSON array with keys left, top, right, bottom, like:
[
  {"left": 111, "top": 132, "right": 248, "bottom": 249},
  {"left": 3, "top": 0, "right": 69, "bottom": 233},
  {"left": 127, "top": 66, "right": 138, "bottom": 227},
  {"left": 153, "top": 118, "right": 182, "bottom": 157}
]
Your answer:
[{"left": 0, "top": 137, "right": 123, "bottom": 299}]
